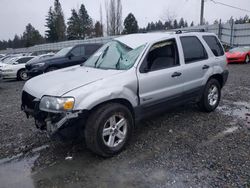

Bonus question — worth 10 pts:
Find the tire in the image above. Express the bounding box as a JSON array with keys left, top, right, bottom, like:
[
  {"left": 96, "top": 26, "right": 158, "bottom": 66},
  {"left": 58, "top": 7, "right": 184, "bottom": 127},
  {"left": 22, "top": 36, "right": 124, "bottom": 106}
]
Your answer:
[
  {"left": 45, "top": 67, "right": 58, "bottom": 73},
  {"left": 198, "top": 79, "right": 221, "bottom": 112},
  {"left": 245, "top": 55, "right": 250, "bottom": 64},
  {"left": 84, "top": 103, "right": 134, "bottom": 157},
  {"left": 17, "top": 69, "right": 29, "bottom": 81}
]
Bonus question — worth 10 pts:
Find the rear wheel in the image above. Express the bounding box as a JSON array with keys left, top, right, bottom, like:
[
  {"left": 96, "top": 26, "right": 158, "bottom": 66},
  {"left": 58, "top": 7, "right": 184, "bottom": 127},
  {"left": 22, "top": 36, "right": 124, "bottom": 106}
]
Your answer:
[
  {"left": 84, "top": 103, "right": 134, "bottom": 157},
  {"left": 17, "top": 69, "right": 29, "bottom": 81},
  {"left": 198, "top": 79, "right": 221, "bottom": 112},
  {"left": 245, "top": 55, "right": 250, "bottom": 64}
]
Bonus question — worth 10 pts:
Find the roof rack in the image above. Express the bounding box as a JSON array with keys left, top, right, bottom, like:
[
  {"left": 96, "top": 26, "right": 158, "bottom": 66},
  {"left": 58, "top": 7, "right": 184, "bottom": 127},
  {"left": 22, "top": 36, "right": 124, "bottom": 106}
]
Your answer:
[{"left": 175, "top": 29, "right": 205, "bottom": 34}]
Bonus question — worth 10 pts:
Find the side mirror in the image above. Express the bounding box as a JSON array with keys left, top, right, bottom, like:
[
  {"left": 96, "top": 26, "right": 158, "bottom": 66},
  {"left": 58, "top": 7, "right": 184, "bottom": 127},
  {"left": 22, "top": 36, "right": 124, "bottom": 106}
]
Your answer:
[
  {"left": 12, "top": 62, "right": 18, "bottom": 65},
  {"left": 68, "top": 53, "right": 74, "bottom": 59}
]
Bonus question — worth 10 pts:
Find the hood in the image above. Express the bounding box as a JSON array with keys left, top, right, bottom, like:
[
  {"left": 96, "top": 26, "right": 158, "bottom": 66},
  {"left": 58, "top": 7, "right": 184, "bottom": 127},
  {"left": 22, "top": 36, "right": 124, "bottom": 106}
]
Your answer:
[
  {"left": 23, "top": 66, "right": 124, "bottom": 99},
  {"left": 26, "top": 55, "right": 65, "bottom": 66},
  {"left": 0, "top": 62, "right": 8, "bottom": 68}
]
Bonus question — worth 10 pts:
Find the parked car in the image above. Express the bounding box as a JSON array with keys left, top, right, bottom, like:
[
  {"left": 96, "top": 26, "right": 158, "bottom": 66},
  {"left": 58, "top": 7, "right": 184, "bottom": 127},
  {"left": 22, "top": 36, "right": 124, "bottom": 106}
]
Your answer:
[
  {"left": 26, "top": 53, "right": 55, "bottom": 65},
  {"left": 0, "top": 56, "right": 35, "bottom": 80},
  {"left": 26, "top": 43, "right": 102, "bottom": 78},
  {"left": 22, "top": 32, "right": 228, "bottom": 157},
  {"left": 0, "top": 54, "right": 20, "bottom": 64},
  {"left": 225, "top": 46, "right": 250, "bottom": 64}
]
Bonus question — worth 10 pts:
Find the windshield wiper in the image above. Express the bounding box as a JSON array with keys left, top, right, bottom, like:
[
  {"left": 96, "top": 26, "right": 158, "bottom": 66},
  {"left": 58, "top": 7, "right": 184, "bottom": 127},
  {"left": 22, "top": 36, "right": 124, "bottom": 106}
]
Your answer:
[
  {"left": 115, "top": 54, "right": 123, "bottom": 70},
  {"left": 96, "top": 46, "right": 109, "bottom": 68}
]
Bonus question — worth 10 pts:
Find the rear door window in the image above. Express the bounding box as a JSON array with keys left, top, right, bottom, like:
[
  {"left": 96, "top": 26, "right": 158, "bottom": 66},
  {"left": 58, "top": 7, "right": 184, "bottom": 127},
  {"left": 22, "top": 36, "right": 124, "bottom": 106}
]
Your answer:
[
  {"left": 203, "top": 35, "right": 224, "bottom": 56},
  {"left": 85, "top": 45, "right": 100, "bottom": 56},
  {"left": 17, "top": 57, "right": 33, "bottom": 64},
  {"left": 71, "top": 46, "right": 81, "bottom": 57},
  {"left": 180, "top": 36, "right": 208, "bottom": 64}
]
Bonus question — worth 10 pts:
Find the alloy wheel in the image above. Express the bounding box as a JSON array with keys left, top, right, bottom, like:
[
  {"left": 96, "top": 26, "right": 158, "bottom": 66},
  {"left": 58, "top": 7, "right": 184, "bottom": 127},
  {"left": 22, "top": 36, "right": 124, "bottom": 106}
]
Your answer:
[
  {"left": 20, "top": 71, "right": 29, "bottom": 81},
  {"left": 208, "top": 85, "right": 219, "bottom": 106},
  {"left": 102, "top": 114, "right": 128, "bottom": 148}
]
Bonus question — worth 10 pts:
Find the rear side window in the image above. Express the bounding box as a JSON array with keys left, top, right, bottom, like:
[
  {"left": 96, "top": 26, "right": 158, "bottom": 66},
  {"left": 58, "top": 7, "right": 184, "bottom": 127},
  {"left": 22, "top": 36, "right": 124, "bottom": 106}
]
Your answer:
[
  {"left": 180, "top": 36, "right": 208, "bottom": 64},
  {"left": 71, "top": 46, "right": 85, "bottom": 56},
  {"left": 17, "top": 57, "right": 33, "bottom": 64},
  {"left": 85, "top": 45, "right": 101, "bottom": 56},
  {"left": 203, "top": 35, "right": 224, "bottom": 56}
]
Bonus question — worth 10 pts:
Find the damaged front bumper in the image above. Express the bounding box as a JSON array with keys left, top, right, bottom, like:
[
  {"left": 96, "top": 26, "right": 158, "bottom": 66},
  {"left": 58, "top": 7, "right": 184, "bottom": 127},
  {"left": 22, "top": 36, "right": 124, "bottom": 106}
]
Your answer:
[
  {"left": 21, "top": 95, "right": 84, "bottom": 136},
  {"left": 45, "top": 111, "right": 82, "bottom": 135}
]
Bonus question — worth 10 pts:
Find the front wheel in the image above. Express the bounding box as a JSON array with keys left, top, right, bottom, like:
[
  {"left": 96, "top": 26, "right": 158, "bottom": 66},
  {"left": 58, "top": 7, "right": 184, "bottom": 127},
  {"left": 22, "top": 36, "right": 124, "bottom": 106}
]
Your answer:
[
  {"left": 84, "top": 103, "right": 134, "bottom": 157},
  {"left": 198, "top": 79, "right": 221, "bottom": 112},
  {"left": 17, "top": 69, "right": 29, "bottom": 81}
]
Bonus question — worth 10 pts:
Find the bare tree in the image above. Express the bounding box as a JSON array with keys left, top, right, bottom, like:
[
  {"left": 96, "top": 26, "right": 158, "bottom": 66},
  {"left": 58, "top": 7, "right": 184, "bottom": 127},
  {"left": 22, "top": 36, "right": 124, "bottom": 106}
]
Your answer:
[
  {"left": 105, "top": 0, "right": 123, "bottom": 36},
  {"left": 115, "top": 0, "right": 122, "bottom": 34},
  {"left": 100, "top": 4, "right": 104, "bottom": 35},
  {"left": 105, "top": 0, "right": 109, "bottom": 35}
]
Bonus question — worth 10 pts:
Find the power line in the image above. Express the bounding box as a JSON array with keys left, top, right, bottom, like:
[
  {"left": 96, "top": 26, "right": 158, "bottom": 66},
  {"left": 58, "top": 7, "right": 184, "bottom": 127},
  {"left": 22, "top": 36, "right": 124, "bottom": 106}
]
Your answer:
[{"left": 210, "top": 0, "right": 250, "bottom": 13}]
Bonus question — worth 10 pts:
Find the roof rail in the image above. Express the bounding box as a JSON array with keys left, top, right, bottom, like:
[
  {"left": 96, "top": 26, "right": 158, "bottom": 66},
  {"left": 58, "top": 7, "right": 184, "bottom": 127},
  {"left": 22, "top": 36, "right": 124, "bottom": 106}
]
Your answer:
[{"left": 175, "top": 29, "right": 205, "bottom": 34}]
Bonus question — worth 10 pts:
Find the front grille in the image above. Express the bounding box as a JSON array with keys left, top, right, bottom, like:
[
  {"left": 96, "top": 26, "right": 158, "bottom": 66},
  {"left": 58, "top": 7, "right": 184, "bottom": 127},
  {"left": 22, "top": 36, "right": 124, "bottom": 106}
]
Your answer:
[
  {"left": 228, "top": 58, "right": 238, "bottom": 61},
  {"left": 22, "top": 91, "right": 36, "bottom": 110}
]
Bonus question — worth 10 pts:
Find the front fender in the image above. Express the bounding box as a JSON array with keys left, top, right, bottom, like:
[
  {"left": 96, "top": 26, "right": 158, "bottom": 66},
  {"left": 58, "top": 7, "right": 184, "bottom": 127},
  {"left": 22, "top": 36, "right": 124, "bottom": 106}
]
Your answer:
[{"left": 74, "top": 87, "right": 138, "bottom": 110}]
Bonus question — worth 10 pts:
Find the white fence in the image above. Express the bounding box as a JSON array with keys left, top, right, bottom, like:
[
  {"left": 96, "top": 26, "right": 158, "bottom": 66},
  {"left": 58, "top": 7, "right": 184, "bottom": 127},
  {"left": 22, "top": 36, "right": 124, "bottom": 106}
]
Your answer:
[
  {"left": 0, "top": 36, "right": 115, "bottom": 54},
  {"left": 1, "top": 22, "right": 250, "bottom": 54},
  {"left": 179, "top": 22, "right": 250, "bottom": 47}
]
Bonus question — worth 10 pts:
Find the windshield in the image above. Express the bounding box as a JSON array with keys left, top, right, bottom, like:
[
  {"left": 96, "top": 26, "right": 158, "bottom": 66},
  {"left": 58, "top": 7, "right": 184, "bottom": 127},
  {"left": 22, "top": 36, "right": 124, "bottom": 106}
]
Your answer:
[
  {"left": 55, "top": 47, "right": 73, "bottom": 57},
  {"left": 6, "top": 57, "right": 19, "bottom": 64},
  {"left": 27, "top": 56, "right": 39, "bottom": 64},
  {"left": 2, "top": 56, "right": 17, "bottom": 64},
  {"left": 229, "top": 47, "right": 249, "bottom": 53},
  {"left": 84, "top": 41, "right": 145, "bottom": 70}
]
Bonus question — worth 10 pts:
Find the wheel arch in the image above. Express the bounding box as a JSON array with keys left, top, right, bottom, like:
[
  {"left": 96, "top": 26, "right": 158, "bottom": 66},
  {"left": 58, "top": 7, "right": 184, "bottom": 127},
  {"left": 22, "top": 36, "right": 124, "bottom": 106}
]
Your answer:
[
  {"left": 89, "top": 98, "right": 135, "bottom": 119},
  {"left": 16, "top": 68, "right": 27, "bottom": 80},
  {"left": 208, "top": 74, "right": 223, "bottom": 88}
]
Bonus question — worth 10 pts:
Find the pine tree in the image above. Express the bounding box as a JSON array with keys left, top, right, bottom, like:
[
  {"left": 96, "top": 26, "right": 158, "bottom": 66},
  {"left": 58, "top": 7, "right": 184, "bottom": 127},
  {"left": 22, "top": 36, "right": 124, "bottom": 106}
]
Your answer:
[
  {"left": 23, "top": 23, "right": 44, "bottom": 47},
  {"left": 94, "top": 21, "right": 103, "bottom": 37},
  {"left": 45, "top": 0, "right": 66, "bottom": 42},
  {"left": 54, "top": 0, "right": 66, "bottom": 41},
  {"left": 179, "top": 18, "right": 185, "bottom": 28},
  {"left": 190, "top": 21, "right": 194, "bottom": 27},
  {"left": 67, "top": 9, "right": 81, "bottom": 40},
  {"left": 173, "top": 19, "right": 178, "bottom": 29},
  {"left": 123, "top": 13, "right": 138, "bottom": 34},
  {"left": 78, "top": 4, "right": 93, "bottom": 39},
  {"left": 45, "top": 7, "right": 56, "bottom": 42},
  {"left": 184, "top": 21, "right": 188, "bottom": 27}
]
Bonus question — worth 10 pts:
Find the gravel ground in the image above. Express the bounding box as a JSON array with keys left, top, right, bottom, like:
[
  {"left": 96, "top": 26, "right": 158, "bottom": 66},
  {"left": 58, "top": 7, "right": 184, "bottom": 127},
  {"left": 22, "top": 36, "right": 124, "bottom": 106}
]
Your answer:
[{"left": 0, "top": 64, "right": 249, "bottom": 188}]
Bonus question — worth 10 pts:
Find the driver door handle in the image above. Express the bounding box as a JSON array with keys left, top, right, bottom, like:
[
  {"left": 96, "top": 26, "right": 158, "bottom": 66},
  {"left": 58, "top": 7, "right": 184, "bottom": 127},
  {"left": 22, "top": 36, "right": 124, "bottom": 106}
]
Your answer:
[
  {"left": 171, "top": 72, "right": 182, "bottom": 78},
  {"left": 202, "top": 65, "right": 210, "bottom": 70}
]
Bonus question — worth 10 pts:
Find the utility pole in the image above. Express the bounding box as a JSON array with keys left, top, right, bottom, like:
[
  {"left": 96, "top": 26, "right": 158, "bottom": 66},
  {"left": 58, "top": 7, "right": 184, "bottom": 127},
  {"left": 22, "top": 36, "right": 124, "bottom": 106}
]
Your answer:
[{"left": 200, "top": 0, "right": 205, "bottom": 25}]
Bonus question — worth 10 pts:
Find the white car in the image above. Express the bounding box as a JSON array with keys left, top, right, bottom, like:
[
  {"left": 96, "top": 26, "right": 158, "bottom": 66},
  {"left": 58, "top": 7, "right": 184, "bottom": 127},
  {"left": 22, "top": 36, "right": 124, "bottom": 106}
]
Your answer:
[{"left": 0, "top": 56, "right": 35, "bottom": 81}]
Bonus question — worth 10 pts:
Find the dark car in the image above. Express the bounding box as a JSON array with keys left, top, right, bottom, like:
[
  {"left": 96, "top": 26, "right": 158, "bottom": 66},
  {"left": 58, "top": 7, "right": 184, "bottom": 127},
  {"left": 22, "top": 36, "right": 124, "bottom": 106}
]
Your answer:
[{"left": 26, "top": 43, "right": 102, "bottom": 77}]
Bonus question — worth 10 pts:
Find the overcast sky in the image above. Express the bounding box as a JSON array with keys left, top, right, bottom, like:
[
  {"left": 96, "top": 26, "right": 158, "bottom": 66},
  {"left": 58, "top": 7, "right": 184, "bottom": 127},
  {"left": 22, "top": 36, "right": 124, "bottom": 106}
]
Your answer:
[{"left": 0, "top": 0, "right": 249, "bottom": 40}]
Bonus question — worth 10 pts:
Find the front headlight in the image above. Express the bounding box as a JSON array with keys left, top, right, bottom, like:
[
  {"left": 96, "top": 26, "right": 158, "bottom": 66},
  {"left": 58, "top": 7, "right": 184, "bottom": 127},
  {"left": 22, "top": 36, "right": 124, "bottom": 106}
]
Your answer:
[
  {"left": 34, "top": 62, "right": 45, "bottom": 68},
  {"left": 39, "top": 96, "right": 75, "bottom": 112}
]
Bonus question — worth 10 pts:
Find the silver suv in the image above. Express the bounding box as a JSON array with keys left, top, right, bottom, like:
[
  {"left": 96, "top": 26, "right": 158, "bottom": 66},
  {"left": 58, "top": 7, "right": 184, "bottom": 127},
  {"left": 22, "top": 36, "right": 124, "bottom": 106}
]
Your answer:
[{"left": 22, "top": 32, "right": 229, "bottom": 157}]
